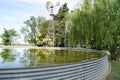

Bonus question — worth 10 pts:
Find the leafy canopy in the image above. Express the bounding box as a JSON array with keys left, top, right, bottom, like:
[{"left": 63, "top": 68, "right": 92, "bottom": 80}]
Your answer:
[
  {"left": 21, "top": 16, "right": 45, "bottom": 45},
  {"left": 0, "top": 28, "right": 18, "bottom": 45}
]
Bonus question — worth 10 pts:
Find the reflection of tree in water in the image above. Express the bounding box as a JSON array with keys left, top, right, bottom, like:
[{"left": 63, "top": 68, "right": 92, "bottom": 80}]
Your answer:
[
  {"left": 20, "top": 49, "right": 103, "bottom": 67},
  {"left": 0, "top": 49, "right": 16, "bottom": 63},
  {"left": 20, "top": 49, "right": 30, "bottom": 67},
  {"left": 0, "top": 49, "right": 104, "bottom": 67},
  {"left": 20, "top": 49, "right": 54, "bottom": 67}
]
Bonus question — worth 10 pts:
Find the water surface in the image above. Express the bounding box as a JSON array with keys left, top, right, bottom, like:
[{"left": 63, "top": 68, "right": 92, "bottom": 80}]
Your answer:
[{"left": 0, "top": 48, "right": 103, "bottom": 68}]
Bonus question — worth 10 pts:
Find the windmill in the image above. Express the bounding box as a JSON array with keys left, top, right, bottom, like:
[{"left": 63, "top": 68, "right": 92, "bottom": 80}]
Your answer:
[
  {"left": 46, "top": 1, "right": 54, "bottom": 18},
  {"left": 46, "top": 1, "right": 60, "bottom": 19},
  {"left": 46, "top": 1, "right": 60, "bottom": 47}
]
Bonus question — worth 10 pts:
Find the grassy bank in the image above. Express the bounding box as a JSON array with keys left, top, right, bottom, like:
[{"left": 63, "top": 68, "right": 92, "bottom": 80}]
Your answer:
[{"left": 107, "top": 62, "right": 120, "bottom": 80}]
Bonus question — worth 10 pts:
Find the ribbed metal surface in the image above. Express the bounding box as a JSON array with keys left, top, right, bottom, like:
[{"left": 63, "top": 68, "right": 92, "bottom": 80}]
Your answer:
[{"left": 0, "top": 48, "right": 109, "bottom": 80}]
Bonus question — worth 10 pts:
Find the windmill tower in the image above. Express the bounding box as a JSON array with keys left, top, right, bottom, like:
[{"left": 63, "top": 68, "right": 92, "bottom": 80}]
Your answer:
[{"left": 46, "top": 1, "right": 60, "bottom": 47}]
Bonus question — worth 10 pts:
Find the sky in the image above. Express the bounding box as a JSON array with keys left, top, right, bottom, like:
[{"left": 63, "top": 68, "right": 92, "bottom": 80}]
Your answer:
[{"left": 0, "top": 0, "right": 83, "bottom": 44}]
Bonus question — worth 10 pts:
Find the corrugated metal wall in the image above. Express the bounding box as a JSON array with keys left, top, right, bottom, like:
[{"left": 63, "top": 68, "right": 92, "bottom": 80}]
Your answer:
[{"left": 0, "top": 48, "right": 109, "bottom": 80}]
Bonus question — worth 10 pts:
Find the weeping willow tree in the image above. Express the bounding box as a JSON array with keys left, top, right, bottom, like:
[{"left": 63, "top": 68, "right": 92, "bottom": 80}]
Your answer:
[
  {"left": 67, "top": 0, "right": 94, "bottom": 47},
  {"left": 90, "top": 0, "right": 111, "bottom": 49},
  {"left": 67, "top": 0, "right": 120, "bottom": 60}
]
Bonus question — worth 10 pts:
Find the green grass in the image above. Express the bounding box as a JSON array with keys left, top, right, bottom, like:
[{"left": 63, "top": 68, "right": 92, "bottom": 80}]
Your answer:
[{"left": 107, "top": 62, "right": 120, "bottom": 80}]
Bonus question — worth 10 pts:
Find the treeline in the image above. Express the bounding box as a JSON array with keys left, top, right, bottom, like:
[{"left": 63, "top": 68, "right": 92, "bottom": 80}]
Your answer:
[{"left": 67, "top": 0, "right": 120, "bottom": 60}]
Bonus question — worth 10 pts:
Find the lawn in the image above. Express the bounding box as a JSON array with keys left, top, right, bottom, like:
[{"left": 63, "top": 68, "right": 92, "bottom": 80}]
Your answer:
[{"left": 107, "top": 62, "right": 120, "bottom": 80}]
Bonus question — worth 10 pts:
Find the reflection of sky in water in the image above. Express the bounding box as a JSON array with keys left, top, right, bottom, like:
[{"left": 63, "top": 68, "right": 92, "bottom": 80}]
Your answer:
[
  {"left": 0, "top": 48, "right": 103, "bottom": 68},
  {"left": 0, "top": 58, "right": 3, "bottom": 64},
  {"left": 0, "top": 48, "right": 28, "bottom": 68}
]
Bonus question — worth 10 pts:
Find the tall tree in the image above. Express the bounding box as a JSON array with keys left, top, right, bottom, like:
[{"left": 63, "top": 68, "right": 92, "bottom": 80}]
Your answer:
[
  {"left": 21, "top": 16, "right": 45, "bottom": 45},
  {"left": 67, "top": 0, "right": 93, "bottom": 47},
  {"left": 54, "top": 3, "right": 69, "bottom": 47},
  {"left": 0, "top": 28, "right": 18, "bottom": 45}
]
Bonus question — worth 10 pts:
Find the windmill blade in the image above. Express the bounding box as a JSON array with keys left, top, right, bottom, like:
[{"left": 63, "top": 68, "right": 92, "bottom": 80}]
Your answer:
[
  {"left": 56, "top": 1, "right": 60, "bottom": 6},
  {"left": 46, "top": 1, "right": 54, "bottom": 12}
]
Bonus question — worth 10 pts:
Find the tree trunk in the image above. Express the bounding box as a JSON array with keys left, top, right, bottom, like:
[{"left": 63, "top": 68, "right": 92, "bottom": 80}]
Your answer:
[{"left": 110, "top": 44, "right": 117, "bottom": 61}]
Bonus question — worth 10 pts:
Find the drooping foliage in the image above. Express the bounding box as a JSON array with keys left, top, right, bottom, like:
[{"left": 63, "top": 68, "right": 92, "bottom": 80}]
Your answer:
[{"left": 67, "top": 0, "right": 120, "bottom": 60}]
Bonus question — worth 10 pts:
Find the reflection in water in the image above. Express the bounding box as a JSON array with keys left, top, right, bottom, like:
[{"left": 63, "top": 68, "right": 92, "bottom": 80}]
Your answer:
[
  {"left": 0, "top": 49, "right": 16, "bottom": 63},
  {"left": 0, "top": 48, "right": 103, "bottom": 68}
]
